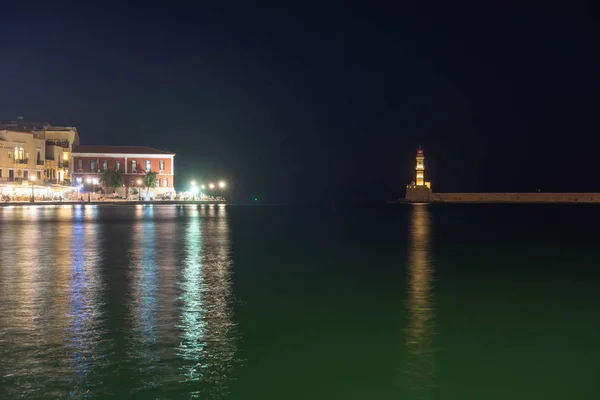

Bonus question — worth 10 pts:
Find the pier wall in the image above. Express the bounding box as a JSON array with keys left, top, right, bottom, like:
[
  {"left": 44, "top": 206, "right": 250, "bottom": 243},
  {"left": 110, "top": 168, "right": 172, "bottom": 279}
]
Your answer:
[{"left": 432, "top": 192, "right": 600, "bottom": 203}]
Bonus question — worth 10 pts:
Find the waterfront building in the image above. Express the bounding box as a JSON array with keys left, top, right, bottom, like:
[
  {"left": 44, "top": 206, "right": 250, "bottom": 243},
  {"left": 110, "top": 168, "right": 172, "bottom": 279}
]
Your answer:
[
  {"left": 71, "top": 145, "right": 175, "bottom": 198},
  {"left": 0, "top": 128, "right": 54, "bottom": 198},
  {"left": 0, "top": 118, "right": 80, "bottom": 185}
]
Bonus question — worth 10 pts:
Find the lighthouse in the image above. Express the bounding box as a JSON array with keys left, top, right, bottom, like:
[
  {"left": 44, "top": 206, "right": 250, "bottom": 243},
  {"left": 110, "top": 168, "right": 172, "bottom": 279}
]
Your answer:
[
  {"left": 405, "top": 147, "right": 433, "bottom": 202},
  {"left": 415, "top": 147, "right": 431, "bottom": 189}
]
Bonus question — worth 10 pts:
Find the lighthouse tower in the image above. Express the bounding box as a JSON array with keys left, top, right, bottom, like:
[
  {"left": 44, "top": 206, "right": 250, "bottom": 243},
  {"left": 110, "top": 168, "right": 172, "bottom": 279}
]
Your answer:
[
  {"left": 405, "top": 146, "right": 432, "bottom": 202},
  {"left": 415, "top": 147, "right": 425, "bottom": 186},
  {"left": 415, "top": 147, "right": 431, "bottom": 189}
]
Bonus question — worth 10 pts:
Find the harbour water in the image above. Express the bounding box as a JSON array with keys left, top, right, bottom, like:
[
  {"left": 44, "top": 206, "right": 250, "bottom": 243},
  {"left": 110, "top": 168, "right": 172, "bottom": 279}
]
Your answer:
[{"left": 0, "top": 204, "right": 598, "bottom": 399}]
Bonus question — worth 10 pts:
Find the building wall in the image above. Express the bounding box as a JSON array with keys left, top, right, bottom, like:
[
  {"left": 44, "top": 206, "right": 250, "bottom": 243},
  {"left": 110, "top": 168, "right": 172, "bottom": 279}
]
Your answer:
[
  {"left": 0, "top": 130, "right": 46, "bottom": 182},
  {"left": 44, "top": 145, "right": 67, "bottom": 183},
  {"left": 71, "top": 154, "right": 175, "bottom": 194}
]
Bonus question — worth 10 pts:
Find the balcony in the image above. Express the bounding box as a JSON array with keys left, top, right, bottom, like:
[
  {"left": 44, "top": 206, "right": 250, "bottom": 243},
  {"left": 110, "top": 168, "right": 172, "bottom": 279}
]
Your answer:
[
  {"left": 37, "top": 160, "right": 44, "bottom": 166},
  {"left": 13, "top": 158, "right": 28, "bottom": 164},
  {"left": 46, "top": 140, "right": 70, "bottom": 149},
  {"left": 7, "top": 177, "right": 23, "bottom": 182},
  {"left": 45, "top": 179, "right": 69, "bottom": 186}
]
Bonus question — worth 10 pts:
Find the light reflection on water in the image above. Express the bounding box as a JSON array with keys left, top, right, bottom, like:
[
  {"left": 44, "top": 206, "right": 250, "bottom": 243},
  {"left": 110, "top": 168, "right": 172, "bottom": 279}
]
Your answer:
[
  {"left": 404, "top": 204, "right": 436, "bottom": 399},
  {"left": 178, "top": 205, "right": 237, "bottom": 399},
  {"left": 0, "top": 205, "right": 237, "bottom": 399}
]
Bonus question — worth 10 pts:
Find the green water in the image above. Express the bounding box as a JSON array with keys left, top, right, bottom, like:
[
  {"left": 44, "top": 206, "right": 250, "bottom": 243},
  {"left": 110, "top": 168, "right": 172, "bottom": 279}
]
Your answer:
[{"left": 0, "top": 204, "right": 597, "bottom": 399}]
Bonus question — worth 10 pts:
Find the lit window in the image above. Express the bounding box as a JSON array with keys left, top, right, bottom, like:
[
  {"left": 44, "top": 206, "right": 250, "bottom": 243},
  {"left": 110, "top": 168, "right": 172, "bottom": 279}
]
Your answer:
[
  {"left": 77, "top": 159, "right": 83, "bottom": 170},
  {"left": 146, "top": 160, "right": 151, "bottom": 171},
  {"left": 116, "top": 160, "right": 120, "bottom": 171},
  {"left": 159, "top": 160, "right": 165, "bottom": 171},
  {"left": 132, "top": 160, "right": 137, "bottom": 172},
  {"left": 102, "top": 160, "right": 108, "bottom": 171},
  {"left": 163, "top": 178, "right": 168, "bottom": 187}
]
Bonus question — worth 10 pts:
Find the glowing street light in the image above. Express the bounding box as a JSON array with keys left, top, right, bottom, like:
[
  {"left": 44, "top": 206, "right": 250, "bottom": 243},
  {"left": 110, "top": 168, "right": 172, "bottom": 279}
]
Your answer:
[
  {"left": 86, "top": 178, "right": 92, "bottom": 184},
  {"left": 191, "top": 180, "right": 196, "bottom": 186},
  {"left": 200, "top": 184, "right": 206, "bottom": 190},
  {"left": 208, "top": 183, "right": 215, "bottom": 190},
  {"left": 218, "top": 181, "right": 226, "bottom": 189},
  {"left": 29, "top": 175, "right": 36, "bottom": 203}
]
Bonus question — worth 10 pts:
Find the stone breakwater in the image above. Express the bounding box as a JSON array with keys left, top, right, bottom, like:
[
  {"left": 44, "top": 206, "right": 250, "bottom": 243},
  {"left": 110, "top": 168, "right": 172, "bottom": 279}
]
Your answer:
[
  {"left": 403, "top": 187, "right": 600, "bottom": 203},
  {"left": 433, "top": 193, "right": 600, "bottom": 203}
]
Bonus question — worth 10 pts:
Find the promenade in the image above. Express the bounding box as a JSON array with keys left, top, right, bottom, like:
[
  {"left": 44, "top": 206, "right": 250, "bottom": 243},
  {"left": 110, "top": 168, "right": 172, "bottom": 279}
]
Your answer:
[{"left": 0, "top": 199, "right": 226, "bottom": 207}]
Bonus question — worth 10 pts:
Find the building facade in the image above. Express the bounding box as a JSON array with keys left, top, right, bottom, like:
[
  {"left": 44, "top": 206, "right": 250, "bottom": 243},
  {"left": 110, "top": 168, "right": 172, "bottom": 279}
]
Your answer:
[
  {"left": 0, "top": 128, "right": 55, "bottom": 198},
  {"left": 1, "top": 118, "right": 80, "bottom": 185},
  {"left": 71, "top": 146, "right": 175, "bottom": 198}
]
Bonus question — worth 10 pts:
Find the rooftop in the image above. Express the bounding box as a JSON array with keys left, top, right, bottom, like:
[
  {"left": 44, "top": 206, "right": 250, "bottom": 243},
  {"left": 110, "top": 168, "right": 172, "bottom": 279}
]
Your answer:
[{"left": 72, "top": 145, "right": 175, "bottom": 155}]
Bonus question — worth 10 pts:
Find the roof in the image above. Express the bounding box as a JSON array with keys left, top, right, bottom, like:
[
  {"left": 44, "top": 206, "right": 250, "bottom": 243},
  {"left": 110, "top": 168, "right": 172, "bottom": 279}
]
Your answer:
[{"left": 72, "top": 145, "right": 174, "bottom": 155}]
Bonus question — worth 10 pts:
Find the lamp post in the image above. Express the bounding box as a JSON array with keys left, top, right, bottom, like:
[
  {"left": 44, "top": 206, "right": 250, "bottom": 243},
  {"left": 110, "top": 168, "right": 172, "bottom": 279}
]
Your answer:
[
  {"left": 218, "top": 181, "right": 226, "bottom": 200},
  {"left": 190, "top": 180, "right": 196, "bottom": 201},
  {"left": 86, "top": 178, "right": 92, "bottom": 202},
  {"left": 137, "top": 179, "right": 142, "bottom": 201},
  {"left": 29, "top": 175, "right": 36, "bottom": 203}
]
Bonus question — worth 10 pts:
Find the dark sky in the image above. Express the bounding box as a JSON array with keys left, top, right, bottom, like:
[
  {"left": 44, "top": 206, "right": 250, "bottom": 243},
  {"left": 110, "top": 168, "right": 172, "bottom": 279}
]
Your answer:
[{"left": 0, "top": 2, "right": 597, "bottom": 203}]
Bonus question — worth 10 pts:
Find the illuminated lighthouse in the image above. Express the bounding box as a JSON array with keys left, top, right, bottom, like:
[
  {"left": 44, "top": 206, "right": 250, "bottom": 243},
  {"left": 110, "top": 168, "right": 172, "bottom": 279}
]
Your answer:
[{"left": 415, "top": 147, "right": 431, "bottom": 189}]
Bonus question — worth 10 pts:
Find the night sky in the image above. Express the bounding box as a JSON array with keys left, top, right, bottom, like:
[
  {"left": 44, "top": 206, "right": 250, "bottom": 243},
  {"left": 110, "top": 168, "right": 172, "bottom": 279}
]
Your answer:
[{"left": 0, "top": 2, "right": 597, "bottom": 204}]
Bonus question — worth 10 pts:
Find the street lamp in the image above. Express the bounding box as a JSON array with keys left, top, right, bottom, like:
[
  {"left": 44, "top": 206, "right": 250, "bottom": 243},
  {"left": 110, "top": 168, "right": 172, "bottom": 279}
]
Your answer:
[
  {"left": 209, "top": 183, "right": 215, "bottom": 190},
  {"left": 190, "top": 180, "right": 197, "bottom": 201},
  {"left": 86, "top": 178, "right": 92, "bottom": 202},
  {"left": 137, "top": 179, "right": 142, "bottom": 201},
  {"left": 29, "top": 175, "right": 36, "bottom": 203},
  {"left": 218, "top": 181, "right": 226, "bottom": 199}
]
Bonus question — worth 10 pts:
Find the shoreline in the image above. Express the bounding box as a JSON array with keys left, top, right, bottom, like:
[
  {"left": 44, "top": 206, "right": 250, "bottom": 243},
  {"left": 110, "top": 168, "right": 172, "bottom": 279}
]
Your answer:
[{"left": 0, "top": 200, "right": 226, "bottom": 207}]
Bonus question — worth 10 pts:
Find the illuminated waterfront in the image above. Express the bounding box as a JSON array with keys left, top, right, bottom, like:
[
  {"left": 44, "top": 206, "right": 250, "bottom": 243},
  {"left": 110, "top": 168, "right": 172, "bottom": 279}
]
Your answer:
[{"left": 0, "top": 204, "right": 598, "bottom": 399}]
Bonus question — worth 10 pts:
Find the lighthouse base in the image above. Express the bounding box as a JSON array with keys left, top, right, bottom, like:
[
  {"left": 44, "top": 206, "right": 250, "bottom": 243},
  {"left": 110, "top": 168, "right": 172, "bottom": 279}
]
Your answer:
[{"left": 405, "top": 185, "right": 433, "bottom": 202}]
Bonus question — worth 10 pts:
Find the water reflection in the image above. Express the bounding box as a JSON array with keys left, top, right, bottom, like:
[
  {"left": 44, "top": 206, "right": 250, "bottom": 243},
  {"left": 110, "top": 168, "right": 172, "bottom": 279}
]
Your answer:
[
  {"left": 178, "top": 205, "right": 236, "bottom": 398},
  {"left": 65, "top": 217, "right": 107, "bottom": 397},
  {"left": 404, "top": 204, "right": 436, "bottom": 399},
  {"left": 128, "top": 206, "right": 165, "bottom": 394}
]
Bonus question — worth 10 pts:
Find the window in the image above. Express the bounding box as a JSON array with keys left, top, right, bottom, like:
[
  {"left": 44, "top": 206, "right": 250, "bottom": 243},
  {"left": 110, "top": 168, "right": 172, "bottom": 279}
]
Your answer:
[
  {"left": 116, "top": 160, "right": 120, "bottom": 171},
  {"left": 0, "top": 169, "right": 2, "bottom": 178},
  {"left": 9, "top": 170, "right": 14, "bottom": 179},
  {"left": 90, "top": 160, "right": 97, "bottom": 171},
  {"left": 132, "top": 160, "right": 137, "bottom": 172},
  {"left": 163, "top": 178, "right": 168, "bottom": 188},
  {"left": 129, "top": 179, "right": 134, "bottom": 187},
  {"left": 159, "top": 160, "right": 165, "bottom": 171},
  {"left": 146, "top": 160, "right": 151, "bottom": 171},
  {"left": 13, "top": 147, "right": 25, "bottom": 161},
  {"left": 77, "top": 159, "right": 83, "bottom": 170},
  {"left": 76, "top": 177, "right": 82, "bottom": 185},
  {"left": 37, "top": 171, "right": 41, "bottom": 180},
  {"left": 37, "top": 151, "right": 41, "bottom": 163},
  {"left": 102, "top": 160, "right": 108, "bottom": 171},
  {"left": 23, "top": 170, "right": 29, "bottom": 180}
]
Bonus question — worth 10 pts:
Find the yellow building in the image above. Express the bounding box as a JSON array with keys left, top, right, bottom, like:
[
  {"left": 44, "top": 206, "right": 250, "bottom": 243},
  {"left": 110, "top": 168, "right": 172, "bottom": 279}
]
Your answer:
[
  {"left": 0, "top": 128, "right": 48, "bottom": 198},
  {"left": 1, "top": 118, "right": 80, "bottom": 185}
]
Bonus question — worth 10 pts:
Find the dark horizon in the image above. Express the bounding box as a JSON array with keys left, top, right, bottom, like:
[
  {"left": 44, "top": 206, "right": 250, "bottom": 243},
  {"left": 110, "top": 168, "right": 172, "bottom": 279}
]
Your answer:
[{"left": 1, "top": 2, "right": 597, "bottom": 204}]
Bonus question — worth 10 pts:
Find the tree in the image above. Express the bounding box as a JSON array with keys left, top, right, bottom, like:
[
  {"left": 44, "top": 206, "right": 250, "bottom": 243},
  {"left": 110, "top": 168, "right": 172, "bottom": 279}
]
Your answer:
[
  {"left": 99, "top": 170, "right": 124, "bottom": 194},
  {"left": 142, "top": 171, "right": 158, "bottom": 198}
]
